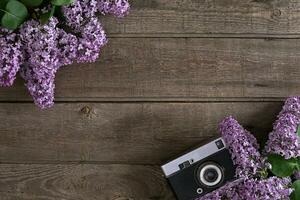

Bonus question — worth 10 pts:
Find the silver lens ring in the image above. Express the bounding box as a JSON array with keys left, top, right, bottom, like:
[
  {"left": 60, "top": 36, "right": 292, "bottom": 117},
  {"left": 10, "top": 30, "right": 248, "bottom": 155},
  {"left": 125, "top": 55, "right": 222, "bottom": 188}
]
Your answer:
[{"left": 198, "top": 164, "right": 223, "bottom": 187}]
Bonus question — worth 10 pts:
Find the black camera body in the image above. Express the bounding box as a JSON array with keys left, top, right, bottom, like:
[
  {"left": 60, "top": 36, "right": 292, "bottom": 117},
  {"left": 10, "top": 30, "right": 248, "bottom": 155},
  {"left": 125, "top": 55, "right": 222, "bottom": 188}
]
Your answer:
[{"left": 161, "top": 138, "right": 236, "bottom": 200}]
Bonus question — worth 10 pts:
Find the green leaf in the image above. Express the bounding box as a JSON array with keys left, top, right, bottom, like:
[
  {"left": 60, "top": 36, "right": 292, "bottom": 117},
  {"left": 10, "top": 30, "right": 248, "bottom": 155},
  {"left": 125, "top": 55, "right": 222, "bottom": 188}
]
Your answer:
[
  {"left": 268, "top": 154, "right": 298, "bottom": 177},
  {"left": 1, "top": 0, "right": 28, "bottom": 30},
  {"left": 297, "top": 125, "right": 300, "bottom": 137},
  {"left": 0, "top": 0, "right": 9, "bottom": 9},
  {"left": 0, "top": 0, "right": 9, "bottom": 19},
  {"left": 20, "top": 0, "right": 43, "bottom": 7},
  {"left": 51, "top": 0, "right": 74, "bottom": 6},
  {"left": 54, "top": 6, "right": 64, "bottom": 20},
  {"left": 39, "top": 6, "right": 56, "bottom": 24},
  {"left": 291, "top": 180, "right": 300, "bottom": 200}
]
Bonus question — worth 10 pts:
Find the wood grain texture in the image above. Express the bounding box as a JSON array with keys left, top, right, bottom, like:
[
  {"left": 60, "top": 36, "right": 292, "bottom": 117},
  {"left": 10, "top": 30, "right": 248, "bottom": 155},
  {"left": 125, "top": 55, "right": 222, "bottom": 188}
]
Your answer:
[
  {"left": 1, "top": 0, "right": 299, "bottom": 198},
  {"left": 103, "top": 0, "right": 300, "bottom": 36},
  {"left": 1, "top": 38, "right": 300, "bottom": 101},
  {"left": 0, "top": 102, "right": 282, "bottom": 164},
  {"left": 0, "top": 164, "right": 174, "bottom": 200}
]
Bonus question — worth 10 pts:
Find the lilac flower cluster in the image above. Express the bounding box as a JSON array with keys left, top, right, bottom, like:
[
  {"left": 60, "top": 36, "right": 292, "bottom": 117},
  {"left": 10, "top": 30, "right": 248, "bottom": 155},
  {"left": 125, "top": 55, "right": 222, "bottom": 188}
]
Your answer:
[
  {"left": 200, "top": 99, "right": 300, "bottom": 199},
  {"left": 0, "top": 0, "right": 130, "bottom": 109},
  {"left": 265, "top": 97, "right": 300, "bottom": 159},
  {"left": 196, "top": 179, "right": 244, "bottom": 200},
  {"left": 57, "top": 29, "right": 78, "bottom": 66},
  {"left": 98, "top": 0, "right": 130, "bottom": 17},
  {"left": 19, "top": 18, "right": 59, "bottom": 108},
  {"left": 77, "top": 17, "right": 107, "bottom": 63},
  {"left": 62, "top": 0, "right": 129, "bottom": 31},
  {"left": 198, "top": 177, "right": 292, "bottom": 200},
  {"left": 219, "top": 116, "right": 265, "bottom": 178},
  {"left": 0, "top": 28, "right": 23, "bottom": 87},
  {"left": 19, "top": 18, "right": 80, "bottom": 108}
]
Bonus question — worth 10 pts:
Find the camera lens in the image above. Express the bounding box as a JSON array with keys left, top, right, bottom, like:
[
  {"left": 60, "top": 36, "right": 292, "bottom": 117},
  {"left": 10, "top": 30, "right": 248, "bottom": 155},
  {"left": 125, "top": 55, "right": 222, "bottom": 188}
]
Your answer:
[
  {"left": 197, "top": 163, "right": 223, "bottom": 187},
  {"left": 204, "top": 168, "right": 218, "bottom": 182}
]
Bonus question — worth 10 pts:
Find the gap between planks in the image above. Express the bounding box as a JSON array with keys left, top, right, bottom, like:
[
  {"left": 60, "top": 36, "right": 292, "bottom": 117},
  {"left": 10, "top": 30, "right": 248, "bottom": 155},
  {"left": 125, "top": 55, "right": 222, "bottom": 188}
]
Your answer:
[
  {"left": 0, "top": 97, "right": 287, "bottom": 103},
  {"left": 108, "top": 33, "right": 300, "bottom": 39}
]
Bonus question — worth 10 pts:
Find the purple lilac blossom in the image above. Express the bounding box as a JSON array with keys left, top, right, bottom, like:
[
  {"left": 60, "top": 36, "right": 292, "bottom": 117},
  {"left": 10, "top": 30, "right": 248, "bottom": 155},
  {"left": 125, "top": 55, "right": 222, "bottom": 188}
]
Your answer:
[
  {"left": 19, "top": 18, "right": 61, "bottom": 108},
  {"left": 0, "top": 28, "right": 23, "bottom": 86},
  {"left": 77, "top": 17, "right": 107, "bottom": 63},
  {"left": 19, "top": 18, "right": 80, "bottom": 108},
  {"left": 62, "top": 1, "right": 108, "bottom": 63},
  {"left": 57, "top": 29, "right": 78, "bottom": 66},
  {"left": 265, "top": 97, "right": 300, "bottom": 159},
  {"left": 196, "top": 178, "right": 244, "bottom": 200},
  {"left": 20, "top": 18, "right": 61, "bottom": 73},
  {"left": 98, "top": 0, "right": 130, "bottom": 17},
  {"left": 20, "top": 63, "right": 56, "bottom": 109},
  {"left": 62, "top": 0, "right": 85, "bottom": 31},
  {"left": 0, "top": 1, "right": 130, "bottom": 109},
  {"left": 62, "top": 0, "right": 129, "bottom": 30},
  {"left": 281, "top": 96, "right": 300, "bottom": 116},
  {"left": 219, "top": 116, "right": 265, "bottom": 178},
  {"left": 197, "top": 177, "right": 292, "bottom": 200},
  {"left": 82, "top": 0, "right": 98, "bottom": 18}
]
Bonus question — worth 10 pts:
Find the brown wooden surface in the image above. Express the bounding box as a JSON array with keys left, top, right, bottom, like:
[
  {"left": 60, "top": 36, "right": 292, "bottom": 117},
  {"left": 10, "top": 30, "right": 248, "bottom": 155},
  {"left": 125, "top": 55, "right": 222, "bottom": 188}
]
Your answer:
[
  {"left": 103, "top": 0, "right": 300, "bottom": 36},
  {"left": 0, "top": 102, "right": 281, "bottom": 164},
  {"left": 0, "top": 0, "right": 299, "bottom": 199},
  {"left": 1, "top": 38, "right": 300, "bottom": 101},
  {"left": 0, "top": 164, "right": 174, "bottom": 200}
]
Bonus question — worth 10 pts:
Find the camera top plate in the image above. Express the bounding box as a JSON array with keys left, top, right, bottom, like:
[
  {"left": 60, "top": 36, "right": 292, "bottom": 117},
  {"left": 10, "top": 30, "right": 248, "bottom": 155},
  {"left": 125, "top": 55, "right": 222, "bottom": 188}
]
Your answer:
[{"left": 161, "top": 137, "right": 226, "bottom": 177}]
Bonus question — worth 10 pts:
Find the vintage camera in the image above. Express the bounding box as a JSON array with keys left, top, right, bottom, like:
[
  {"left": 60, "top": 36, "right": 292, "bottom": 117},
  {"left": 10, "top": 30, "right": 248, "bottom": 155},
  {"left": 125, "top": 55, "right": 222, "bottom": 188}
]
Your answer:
[{"left": 161, "top": 138, "right": 236, "bottom": 200}]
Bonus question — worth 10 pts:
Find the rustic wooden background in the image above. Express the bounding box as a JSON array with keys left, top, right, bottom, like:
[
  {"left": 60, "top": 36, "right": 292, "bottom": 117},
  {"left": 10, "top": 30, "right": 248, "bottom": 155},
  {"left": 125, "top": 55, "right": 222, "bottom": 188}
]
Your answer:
[{"left": 1, "top": 0, "right": 300, "bottom": 199}]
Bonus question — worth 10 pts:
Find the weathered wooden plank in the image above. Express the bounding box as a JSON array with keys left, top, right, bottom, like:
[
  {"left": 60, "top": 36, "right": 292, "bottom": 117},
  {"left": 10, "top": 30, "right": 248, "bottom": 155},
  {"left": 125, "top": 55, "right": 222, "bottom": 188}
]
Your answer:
[
  {"left": 0, "top": 164, "right": 174, "bottom": 200},
  {"left": 0, "top": 102, "right": 282, "bottom": 164},
  {"left": 0, "top": 38, "right": 300, "bottom": 101},
  {"left": 103, "top": 0, "right": 300, "bottom": 36}
]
